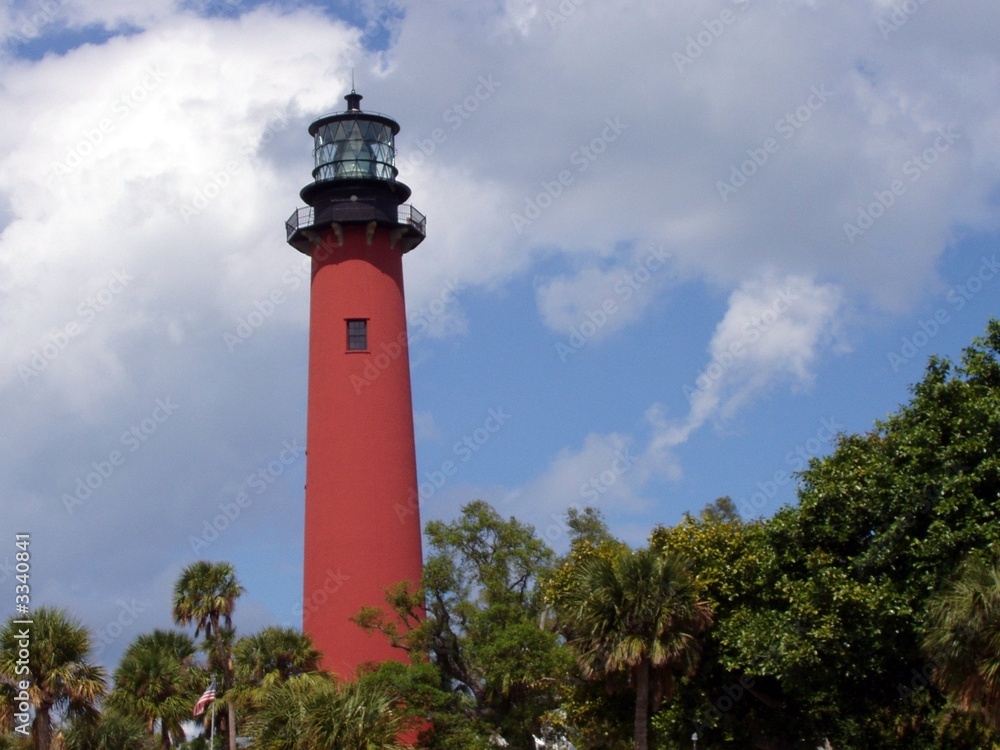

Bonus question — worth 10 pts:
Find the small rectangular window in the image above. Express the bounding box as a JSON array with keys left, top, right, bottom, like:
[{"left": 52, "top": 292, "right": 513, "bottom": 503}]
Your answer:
[{"left": 347, "top": 319, "right": 368, "bottom": 351}]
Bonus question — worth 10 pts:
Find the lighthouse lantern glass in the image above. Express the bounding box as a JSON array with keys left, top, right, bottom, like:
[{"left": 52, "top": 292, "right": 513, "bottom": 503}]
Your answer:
[{"left": 313, "top": 118, "right": 398, "bottom": 182}]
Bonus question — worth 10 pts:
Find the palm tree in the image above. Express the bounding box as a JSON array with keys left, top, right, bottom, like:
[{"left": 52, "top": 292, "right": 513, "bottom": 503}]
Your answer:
[
  {"left": 554, "top": 547, "right": 712, "bottom": 750},
  {"left": 922, "top": 551, "right": 1000, "bottom": 728},
  {"left": 172, "top": 561, "right": 244, "bottom": 750},
  {"left": 245, "top": 673, "right": 406, "bottom": 750},
  {"left": 108, "top": 630, "right": 201, "bottom": 749},
  {"left": 61, "top": 708, "right": 157, "bottom": 750},
  {"left": 230, "top": 627, "right": 321, "bottom": 713},
  {"left": 0, "top": 607, "right": 106, "bottom": 750}
]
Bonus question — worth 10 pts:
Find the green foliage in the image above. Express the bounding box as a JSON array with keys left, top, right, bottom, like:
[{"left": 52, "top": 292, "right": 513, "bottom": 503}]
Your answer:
[
  {"left": 666, "top": 320, "right": 1000, "bottom": 749},
  {"left": 172, "top": 561, "right": 244, "bottom": 750},
  {"left": 107, "top": 630, "right": 201, "bottom": 749},
  {"left": 922, "top": 549, "right": 1000, "bottom": 729},
  {"left": 243, "top": 673, "right": 405, "bottom": 750},
  {"left": 357, "top": 660, "right": 494, "bottom": 750},
  {"left": 61, "top": 709, "right": 157, "bottom": 750},
  {"left": 230, "top": 626, "right": 321, "bottom": 713},
  {"left": 355, "top": 500, "right": 570, "bottom": 748},
  {"left": 0, "top": 607, "right": 106, "bottom": 750},
  {"left": 172, "top": 561, "right": 244, "bottom": 643},
  {"left": 648, "top": 504, "right": 771, "bottom": 746},
  {"left": 552, "top": 546, "right": 712, "bottom": 750},
  {"left": 0, "top": 734, "right": 31, "bottom": 750}
]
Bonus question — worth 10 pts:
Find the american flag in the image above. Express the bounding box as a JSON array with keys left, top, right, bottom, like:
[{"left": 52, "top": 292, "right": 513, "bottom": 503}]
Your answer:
[{"left": 193, "top": 681, "right": 216, "bottom": 716}]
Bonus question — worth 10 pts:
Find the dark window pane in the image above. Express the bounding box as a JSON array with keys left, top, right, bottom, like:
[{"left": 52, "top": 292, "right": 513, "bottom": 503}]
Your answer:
[{"left": 347, "top": 319, "right": 367, "bottom": 350}]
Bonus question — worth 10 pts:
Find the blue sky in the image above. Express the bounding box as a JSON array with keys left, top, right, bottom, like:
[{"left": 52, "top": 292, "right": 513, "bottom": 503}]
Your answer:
[{"left": 1, "top": 0, "right": 998, "bottom": 671}]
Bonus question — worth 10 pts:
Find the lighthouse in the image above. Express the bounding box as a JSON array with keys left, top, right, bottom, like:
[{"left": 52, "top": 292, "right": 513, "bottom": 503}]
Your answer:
[{"left": 286, "top": 89, "right": 425, "bottom": 677}]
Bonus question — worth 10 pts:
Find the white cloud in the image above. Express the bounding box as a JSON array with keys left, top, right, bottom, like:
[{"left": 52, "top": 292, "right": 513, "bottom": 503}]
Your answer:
[
  {"left": 534, "top": 244, "right": 675, "bottom": 341},
  {"left": 664, "top": 273, "right": 846, "bottom": 447}
]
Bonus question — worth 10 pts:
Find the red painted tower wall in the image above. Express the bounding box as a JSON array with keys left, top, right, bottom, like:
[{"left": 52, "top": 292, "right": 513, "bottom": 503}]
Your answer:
[{"left": 301, "top": 224, "right": 423, "bottom": 678}]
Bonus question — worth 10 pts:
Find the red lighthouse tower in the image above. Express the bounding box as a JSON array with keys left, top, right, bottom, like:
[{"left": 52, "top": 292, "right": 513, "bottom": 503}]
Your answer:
[{"left": 286, "top": 89, "right": 425, "bottom": 677}]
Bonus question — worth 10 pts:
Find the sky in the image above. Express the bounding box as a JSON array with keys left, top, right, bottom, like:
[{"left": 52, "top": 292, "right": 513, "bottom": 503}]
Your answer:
[{"left": 1, "top": 0, "right": 998, "bottom": 672}]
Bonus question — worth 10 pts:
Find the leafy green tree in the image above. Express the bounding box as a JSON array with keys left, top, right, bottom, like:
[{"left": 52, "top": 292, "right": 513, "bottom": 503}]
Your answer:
[
  {"left": 355, "top": 500, "right": 570, "bottom": 748},
  {"left": 648, "top": 502, "right": 770, "bottom": 747},
  {"left": 173, "top": 561, "right": 244, "bottom": 750},
  {"left": 0, "top": 608, "right": 106, "bottom": 750},
  {"left": 923, "top": 550, "right": 1000, "bottom": 729},
  {"left": 107, "top": 630, "right": 201, "bottom": 749},
  {"left": 553, "top": 546, "right": 712, "bottom": 750},
  {"left": 675, "top": 320, "right": 1000, "bottom": 748}
]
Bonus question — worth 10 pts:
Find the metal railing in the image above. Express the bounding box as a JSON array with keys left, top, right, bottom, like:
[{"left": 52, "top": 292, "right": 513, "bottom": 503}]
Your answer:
[
  {"left": 398, "top": 204, "right": 426, "bottom": 235},
  {"left": 285, "top": 207, "right": 314, "bottom": 241},
  {"left": 285, "top": 204, "right": 425, "bottom": 241}
]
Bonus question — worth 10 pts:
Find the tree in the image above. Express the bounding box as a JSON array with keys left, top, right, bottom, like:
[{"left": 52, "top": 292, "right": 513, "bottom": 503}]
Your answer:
[
  {"left": 244, "top": 672, "right": 406, "bottom": 750},
  {"left": 675, "top": 320, "right": 1000, "bottom": 748},
  {"left": 230, "top": 626, "right": 321, "bottom": 712},
  {"left": 61, "top": 709, "right": 157, "bottom": 750},
  {"left": 923, "top": 550, "right": 1000, "bottom": 729},
  {"left": 107, "top": 630, "right": 201, "bottom": 749},
  {"left": 354, "top": 500, "right": 569, "bottom": 748},
  {"left": 553, "top": 546, "right": 712, "bottom": 750},
  {"left": 647, "top": 502, "right": 770, "bottom": 748},
  {"left": 172, "top": 561, "right": 244, "bottom": 750},
  {"left": 0, "top": 608, "right": 106, "bottom": 750}
]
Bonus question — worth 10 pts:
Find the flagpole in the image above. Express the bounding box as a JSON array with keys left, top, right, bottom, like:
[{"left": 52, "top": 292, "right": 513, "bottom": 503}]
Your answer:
[{"left": 210, "top": 698, "right": 216, "bottom": 749}]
